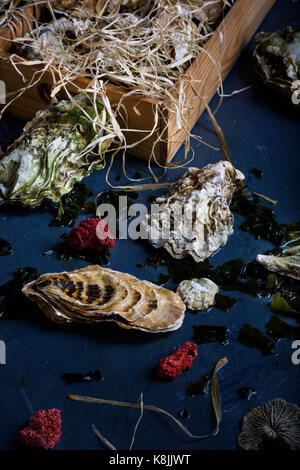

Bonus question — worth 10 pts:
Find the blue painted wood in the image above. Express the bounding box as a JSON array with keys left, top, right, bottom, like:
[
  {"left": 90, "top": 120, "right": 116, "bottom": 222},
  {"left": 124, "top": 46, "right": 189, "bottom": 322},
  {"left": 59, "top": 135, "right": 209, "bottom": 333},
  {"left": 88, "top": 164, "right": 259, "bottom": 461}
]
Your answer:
[{"left": 0, "top": 0, "right": 299, "bottom": 450}]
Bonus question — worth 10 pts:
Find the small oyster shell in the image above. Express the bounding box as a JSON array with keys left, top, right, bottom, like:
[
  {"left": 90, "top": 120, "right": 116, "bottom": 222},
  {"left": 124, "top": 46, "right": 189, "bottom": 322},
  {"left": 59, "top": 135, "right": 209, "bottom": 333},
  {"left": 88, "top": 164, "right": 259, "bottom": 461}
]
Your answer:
[
  {"left": 256, "top": 245, "right": 300, "bottom": 281},
  {"left": 147, "top": 161, "right": 244, "bottom": 262},
  {"left": 22, "top": 265, "right": 186, "bottom": 333},
  {"left": 254, "top": 27, "right": 300, "bottom": 103},
  {"left": 177, "top": 278, "right": 219, "bottom": 310}
]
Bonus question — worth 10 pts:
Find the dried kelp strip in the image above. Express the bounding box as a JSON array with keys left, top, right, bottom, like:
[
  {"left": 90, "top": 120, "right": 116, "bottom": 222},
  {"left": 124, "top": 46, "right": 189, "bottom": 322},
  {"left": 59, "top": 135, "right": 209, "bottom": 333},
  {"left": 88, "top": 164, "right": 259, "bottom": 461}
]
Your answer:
[
  {"left": 129, "top": 393, "right": 144, "bottom": 450},
  {"left": 92, "top": 424, "right": 117, "bottom": 450},
  {"left": 68, "top": 357, "right": 228, "bottom": 440}
]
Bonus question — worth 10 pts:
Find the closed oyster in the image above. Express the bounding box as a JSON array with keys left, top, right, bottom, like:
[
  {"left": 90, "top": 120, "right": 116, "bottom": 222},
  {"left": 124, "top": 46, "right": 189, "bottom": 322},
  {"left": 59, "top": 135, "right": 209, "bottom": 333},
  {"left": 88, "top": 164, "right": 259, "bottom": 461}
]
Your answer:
[
  {"left": 257, "top": 245, "right": 300, "bottom": 281},
  {"left": 147, "top": 161, "right": 244, "bottom": 262},
  {"left": 254, "top": 27, "right": 300, "bottom": 103},
  {"left": 0, "top": 94, "right": 113, "bottom": 207},
  {"left": 19, "top": 18, "right": 76, "bottom": 60},
  {"left": 177, "top": 278, "right": 219, "bottom": 310},
  {"left": 22, "top": 265, "right": 186, "bottom": 333}
]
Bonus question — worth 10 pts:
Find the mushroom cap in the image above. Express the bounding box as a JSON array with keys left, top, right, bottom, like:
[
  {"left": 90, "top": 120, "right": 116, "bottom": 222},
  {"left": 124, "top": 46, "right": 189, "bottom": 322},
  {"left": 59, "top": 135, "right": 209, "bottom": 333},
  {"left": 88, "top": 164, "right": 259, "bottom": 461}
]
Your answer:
[{"left": 238, "top": 398, "right": 300, "bottom": 450}]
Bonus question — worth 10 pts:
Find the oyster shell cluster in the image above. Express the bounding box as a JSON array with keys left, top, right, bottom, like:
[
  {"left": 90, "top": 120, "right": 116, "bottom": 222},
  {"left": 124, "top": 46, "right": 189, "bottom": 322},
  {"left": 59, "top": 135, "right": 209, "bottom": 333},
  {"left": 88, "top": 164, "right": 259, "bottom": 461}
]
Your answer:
[
  {"left": 0, "top": 94, "right": 113, "bottom": 207},
  {"left": 257, "top": 245, "right": 300, "bottom": 281},
  {"left": 176, "top": 278, "right": 219, "bottom": 310},
  {"left": 254, "top": 27, "right": 300, "bottom": 103},
  {"left": 147, "top": 161, "right": 244, "bottom": 262},
  {"left": 22, "top": 266, "right": 186, "bottom": 333}
]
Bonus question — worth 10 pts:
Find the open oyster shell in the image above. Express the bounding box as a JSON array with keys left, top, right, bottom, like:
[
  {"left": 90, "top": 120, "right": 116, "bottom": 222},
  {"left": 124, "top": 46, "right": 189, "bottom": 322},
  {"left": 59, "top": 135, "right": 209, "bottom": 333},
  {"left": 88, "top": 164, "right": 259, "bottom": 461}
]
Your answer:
[
  {"left": 147, "top": 161, "right": 244, "bottom": 262},
  {"left": 254, "top": 27, "right": 300, "bottom": 104},
  {"left": 257, "top": 245, "right": 300, "bottom": 281},
  {"left": 22, "top": 265, "right": 186, "bottom": 333},
  {"left": 177, "top": 278, "right": 219, "bottom": 310},
  {"left": 0, "top": 94, "right": 113, "bottom": 207}
]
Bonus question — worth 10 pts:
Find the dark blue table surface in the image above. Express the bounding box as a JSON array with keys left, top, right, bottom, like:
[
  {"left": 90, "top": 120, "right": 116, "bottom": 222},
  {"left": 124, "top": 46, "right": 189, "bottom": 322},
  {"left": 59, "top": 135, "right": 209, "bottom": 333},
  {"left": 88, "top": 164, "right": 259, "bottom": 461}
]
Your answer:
[{"left": 0, "top": 0, "right": 299, "bottom": 451}]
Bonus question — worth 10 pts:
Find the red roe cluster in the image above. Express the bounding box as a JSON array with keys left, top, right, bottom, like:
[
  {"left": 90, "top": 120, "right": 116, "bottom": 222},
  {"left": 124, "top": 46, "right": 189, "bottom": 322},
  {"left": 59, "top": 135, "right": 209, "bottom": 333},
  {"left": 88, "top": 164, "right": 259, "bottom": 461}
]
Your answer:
[
  {"left": 157, "top": 342, "right": 198, "bottom": 380},
  {"left": 18, "top": 409, "right": 62, "bottom": 450},
  {"left": 66, "top": 217, "right": 115, "bottom": 252}
]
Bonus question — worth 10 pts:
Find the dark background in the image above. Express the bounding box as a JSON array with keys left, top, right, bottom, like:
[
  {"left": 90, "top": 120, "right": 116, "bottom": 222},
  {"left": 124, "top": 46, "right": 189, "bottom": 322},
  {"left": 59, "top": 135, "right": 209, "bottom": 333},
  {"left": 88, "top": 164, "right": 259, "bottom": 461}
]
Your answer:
[{"left": 0, "top": 0, "right": 299, "bottom": 451}]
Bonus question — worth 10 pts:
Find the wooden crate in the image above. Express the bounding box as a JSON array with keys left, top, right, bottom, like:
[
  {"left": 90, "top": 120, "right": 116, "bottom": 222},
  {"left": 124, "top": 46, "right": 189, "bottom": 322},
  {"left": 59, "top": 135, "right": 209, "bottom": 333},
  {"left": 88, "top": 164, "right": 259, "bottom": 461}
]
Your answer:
[{"left": 0, "top": 0, "right": 276, "bottom": 163}]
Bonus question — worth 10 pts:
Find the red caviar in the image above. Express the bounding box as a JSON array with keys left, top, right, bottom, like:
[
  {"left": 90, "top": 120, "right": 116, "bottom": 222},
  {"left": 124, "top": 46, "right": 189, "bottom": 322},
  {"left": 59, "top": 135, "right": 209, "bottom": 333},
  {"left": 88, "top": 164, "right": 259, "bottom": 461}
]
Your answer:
[
  {"left": 66, "top": 217, "right": 115, "bottom": 252},
  {"left": 157, "top": 342, "right": 198, "bottom": 380},
  {"left": 18, "top": 409, "right": 62, "bottom": 450}
]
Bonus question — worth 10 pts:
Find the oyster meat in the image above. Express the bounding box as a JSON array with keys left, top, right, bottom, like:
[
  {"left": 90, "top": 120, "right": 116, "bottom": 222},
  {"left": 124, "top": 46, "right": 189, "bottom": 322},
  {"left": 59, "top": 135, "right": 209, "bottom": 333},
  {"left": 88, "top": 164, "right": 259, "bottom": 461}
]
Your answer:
[
  {"left": 22, "top": 265, "right": 186, "bottom": 333},
  {"left": 0, "top": 94, "right": 113, "bottom": 207},
  {"left": 147, "top": 161, "right": 244, "bottom": 262},
  {"left": 176, "top": 278, "right": 219, "bottom": 310},
  {"left": 257, "top": 245, "right": 300, "bottom": 281},
  {"left": 254, "top": 27, "right": 300, "bottom": 103}
]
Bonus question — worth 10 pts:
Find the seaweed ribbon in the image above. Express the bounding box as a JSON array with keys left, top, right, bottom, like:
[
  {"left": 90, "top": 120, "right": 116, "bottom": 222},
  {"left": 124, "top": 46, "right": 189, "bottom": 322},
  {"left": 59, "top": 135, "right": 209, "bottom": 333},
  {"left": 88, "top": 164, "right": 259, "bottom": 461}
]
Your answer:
[{"left": 68, "top": 357, "right": 228, "bottom": 440}]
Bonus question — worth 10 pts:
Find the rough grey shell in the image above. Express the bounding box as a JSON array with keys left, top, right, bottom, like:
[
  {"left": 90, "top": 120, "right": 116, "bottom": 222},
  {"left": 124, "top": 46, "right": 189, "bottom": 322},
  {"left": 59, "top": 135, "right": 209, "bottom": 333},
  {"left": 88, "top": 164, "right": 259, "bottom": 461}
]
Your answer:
[
  {"left": 176, "top": 278, "right": 219, "bottom": 310},
  {"left": 254, "top": 28, "right": 300, "bottom": 104},
  {"left": 146, "top": 161, "right": 244, "bottom": 262},
  {"left": 256, "top": 245, "right": 300, "bottom": 281},
  {"left": 22, "top": 265, "right": 186, "bottom": 333}
]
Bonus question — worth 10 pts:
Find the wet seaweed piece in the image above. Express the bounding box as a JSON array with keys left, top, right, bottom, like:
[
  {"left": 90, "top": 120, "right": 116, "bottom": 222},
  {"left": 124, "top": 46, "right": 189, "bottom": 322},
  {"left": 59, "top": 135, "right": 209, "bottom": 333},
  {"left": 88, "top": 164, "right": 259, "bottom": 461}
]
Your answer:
[
  {"left": 269, "top": 276, "right": 300, "bottom": 316},
  {"left": 144, "top": 235, "right": 300, "bottom": 318},
  {"left": 0, "top": 238, "right": 13, "bottom": 256},
  {"left": 185, "top": 373, "right": 210, "bottom": 396},
  {"left": 62, "top": 370, "right": 102, "bottom": 384},
  {"left": 0, "top": 267, "right": 39, "bottom": 319},
  {"left": 178, "top": 409, "right": 190, "bottom": 419},
  {"left": 214, "top": 294, "right": 237, "bottom": 311},
  {"left": 83, "top": 201, "right": 96, "bottom": 215},
  {"left": 95, "top": 189, "right": 139, "bottom": 236},
  {"left": 238, "top": 387, "right": 256, "bottom": 400},
  {"left": 44, "top": 239, "right": 111, "bottom": 265},
  {"left": 238, "top": 324, "right": 275, "bottom": 355},
  {"left": 150, "top": 273, "right": 170, "bottom": 286},
  {"left": 265, "top": 316, "right": 300, "bottom": 342},
  {"left": 193, "top": 325, "right": 229, "bottom": 345},
  {"left": 231, "top": 187, "right": 284, "bottom": 245},
  {"left": 250, "top": 169, "right": 263, "bottom": 179},
  {"left": 47, "top": 183, "right": 94, "bottom": 227}
]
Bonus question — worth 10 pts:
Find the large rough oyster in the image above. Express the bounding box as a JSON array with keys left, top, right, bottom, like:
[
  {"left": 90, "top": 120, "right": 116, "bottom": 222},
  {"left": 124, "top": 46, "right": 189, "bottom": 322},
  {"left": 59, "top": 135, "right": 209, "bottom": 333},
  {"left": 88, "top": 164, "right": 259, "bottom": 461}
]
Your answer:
[
  {"left": 176, "top": 278, "right": 219, "bottom": 310},
  {"left": 257, "top": 245, "right": 300, "bottom": 281},
  {"left": 22, "top": 265, "right": 186, "bottom": 333},
  {"left": 147, "top": 161, "right": 244, "bottom": 262},
  {"left": 254, "top": 28, "right": 300, "bottom": 104},
  {"left": 0, "top": 94, "right": 113, "bottom": 207}
]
